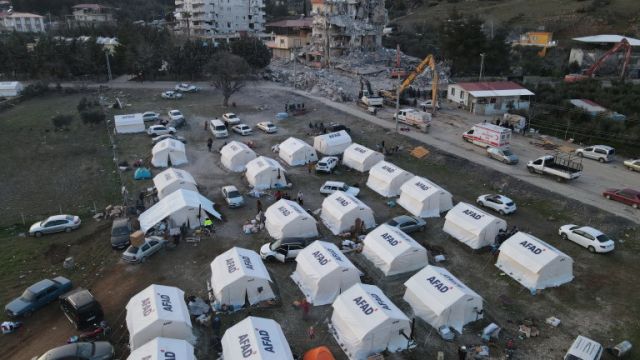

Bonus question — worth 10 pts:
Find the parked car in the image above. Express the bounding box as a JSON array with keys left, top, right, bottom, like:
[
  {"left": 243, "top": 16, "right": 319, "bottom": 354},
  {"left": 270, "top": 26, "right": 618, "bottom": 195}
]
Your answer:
[
  {"left": 624, "top": 159, "right": 640, "bottom": 172},
  {"left": 222, "top": 112, "right": 241, "bottom": 126},
  {"left": 209, "top": 119, "right": 228, "bottom": 138},
  {"left": 110, "top": 218, "right": 132, "bottom": 249},
  {"left": 256, "top": 121, "right": 278, "bottom": 133},
  {"left": 386, "top": 215, "right": 426, "bottom": 234},
  {"left": 232, "top": 124, "right": 252, "bottom": 136},
  {"left": 60, "top": 288, "right": 104, "bottom": 329},
  {"left": 161, "top": 91, "right": 183, "bottom": 99},
  {"left": 32, "top": 342, "right": 114, "bottom": 360},
  {"left": 319, "top": 181, "right": 360, "bottom": 197},
  {"left": 151, "top": 134, "right": 187, "bottom": 145},
  {"left": 221, "top": 185, "right": 244, "bottom": 208},
  {"left": 169, "top": 117, "right": 186, "bottom": 129},
  {"left": 260, "top": 238, "right": 312, "bottom": 262},
  {"left": 141, "top": 111, "right": 160, "bottom": 122},
  {"left": 29, "top": 214, "right": 81, "bottom": 237},
  {"left": 316, "top": 156, "right": 339, "bottom": 173},
  {"left": 418, "top": 99, "right": 440, "bottom": 111},
  {"left": 175, "top": 83, "right": 199, "bottom": 92},
  {"left": 603, "top": 188, "right": 640, "bottom": 209},
  {"left": 328, "top": 123, "right": 351, "bottom": 134},
  {"left": 121, "top": 236, "right": 166, "bottom": 263},
  {"left": 558, "top": 225, "right": 615, "bottom": 253},
  {"left": 146, "top": 125, "right": 176, "bottom": 136},
  {"left": 5, "top": 276, "right": 72, "bottom": 317},
  {"left": 168, "top": 109, "right": 184, "bottom": 121},
  {"left": 476, "top": 194, "right": 517, "bottom": 215},
  {"left": 576, "top": 145, "right": 615, "bottom": 163},
  {"left": 487, "top": 147, "right": 518, "bottom": 164}
]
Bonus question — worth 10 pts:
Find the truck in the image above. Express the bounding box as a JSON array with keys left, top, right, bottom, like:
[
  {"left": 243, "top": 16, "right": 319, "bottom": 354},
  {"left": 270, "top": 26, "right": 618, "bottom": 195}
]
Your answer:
[
  {"left": 358, "top": 77, "right": 383, "bottom": 110},
  {"left": 463, "top": 123, "right": 511, "bottom": 148},
  {"left": 526, "top": 154, "right": 583, "bottom": 182},
  {"left": 394, "top": 108, "right": 432, "bottom": 131}
]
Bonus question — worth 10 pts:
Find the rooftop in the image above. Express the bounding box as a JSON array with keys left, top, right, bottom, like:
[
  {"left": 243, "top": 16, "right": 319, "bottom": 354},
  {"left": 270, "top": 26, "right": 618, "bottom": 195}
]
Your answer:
[
  {"left": 573, "top": 34, "right": 640, "bottom": 47},
  {"left": 0, "top": 11, "right": 44, "bottom": 18},
  {"left": 72, "top": 3, "right": 111, "bottom": 10},
  {"left": 266, "top": 18, "right": 313, "bottom": 29},
  {"left": 453, "top": 81, "right": 534, "bottom": 97}
]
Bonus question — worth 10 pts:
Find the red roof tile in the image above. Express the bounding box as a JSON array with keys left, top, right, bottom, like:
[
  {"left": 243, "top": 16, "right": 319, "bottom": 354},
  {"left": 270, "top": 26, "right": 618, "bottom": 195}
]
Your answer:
[{"left": 455, "top": 81, "right": 526, "bottom": 92}]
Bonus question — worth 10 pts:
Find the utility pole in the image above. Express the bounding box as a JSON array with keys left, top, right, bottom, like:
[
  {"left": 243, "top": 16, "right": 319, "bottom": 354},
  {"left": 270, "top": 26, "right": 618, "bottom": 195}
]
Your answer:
[
  {"left": 292, "top": 47, "right": 297, "bottom": 89},
  {"left": 105, "top": 51, "right": 112, "bottom": 81},
  {"left": 479, "top": 53, "right": 486, "bottom": 81},
  {"left": 395, "top": 75, "right": 402, "bottom": 133}
]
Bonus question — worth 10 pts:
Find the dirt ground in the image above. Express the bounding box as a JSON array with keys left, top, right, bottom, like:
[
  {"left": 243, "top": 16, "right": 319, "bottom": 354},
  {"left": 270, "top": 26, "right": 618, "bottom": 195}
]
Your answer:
[{"left": 1, "top": 86, "right": 639, "bottom": 360}]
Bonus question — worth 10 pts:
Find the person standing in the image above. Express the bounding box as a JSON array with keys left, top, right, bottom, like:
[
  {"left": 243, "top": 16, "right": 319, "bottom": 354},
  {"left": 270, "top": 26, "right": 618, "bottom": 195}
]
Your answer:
[
  {"left": 300, "top": 298, "right": 310, "bottom": 320},
  {"left": 204, "top": 120, "right": 208, "bottom": 131},
  {"left": 207, "top": 138, "right": 213, "bottom": 152},
  {"left": 297, "top": 191, "right": 304, "bottom": 206},
  {"left": 211, "top": 316, "right": 221, "bottom": 337},
  {"left": 307, "top": 326, "right": 315, "bottom": 340},
  {"left": 256, "top": 199, "right": 263, "bottom": 213}
]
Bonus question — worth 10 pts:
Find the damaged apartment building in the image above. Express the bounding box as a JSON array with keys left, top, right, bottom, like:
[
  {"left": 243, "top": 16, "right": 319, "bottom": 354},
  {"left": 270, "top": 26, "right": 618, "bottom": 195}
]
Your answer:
[
  {"left": 308, "top": 0, "right": 387, "bottom": 66},
  {"left": 175, "top": 0, "right": 266, "bottom": 41}
]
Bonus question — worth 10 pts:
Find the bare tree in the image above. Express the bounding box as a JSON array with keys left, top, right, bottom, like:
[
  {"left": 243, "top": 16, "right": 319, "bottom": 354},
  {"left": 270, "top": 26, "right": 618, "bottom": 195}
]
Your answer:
[{"left": 207, "top": 52, "right": 250, "bottom": 107}]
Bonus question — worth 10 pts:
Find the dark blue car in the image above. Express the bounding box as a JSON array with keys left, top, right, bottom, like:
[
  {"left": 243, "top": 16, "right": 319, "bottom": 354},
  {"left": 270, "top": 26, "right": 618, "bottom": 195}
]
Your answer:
[{"left": 5, "top": 276, "right": 72, "bottom": 317}]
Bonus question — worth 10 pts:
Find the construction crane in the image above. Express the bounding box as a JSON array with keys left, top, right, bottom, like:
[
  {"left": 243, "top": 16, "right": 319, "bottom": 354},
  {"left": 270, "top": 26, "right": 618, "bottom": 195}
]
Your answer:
[{"left": 564, "top": 38, "right": 632, "bottom": 83}]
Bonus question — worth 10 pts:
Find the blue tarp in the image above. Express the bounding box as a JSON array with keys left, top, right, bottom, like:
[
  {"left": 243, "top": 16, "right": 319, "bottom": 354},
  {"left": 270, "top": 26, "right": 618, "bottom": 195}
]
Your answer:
[{"left": 134, "top": 167, "right": 152, "bottom": 180}]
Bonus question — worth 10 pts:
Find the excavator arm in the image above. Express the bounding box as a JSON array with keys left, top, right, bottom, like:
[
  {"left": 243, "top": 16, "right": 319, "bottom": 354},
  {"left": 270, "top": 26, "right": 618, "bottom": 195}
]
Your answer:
[
  {"left": 585, "top": 39, "right": 632, "bottom": 79},
  {"left": 397, "top": 54, "right": 439, "bottom": 114}
]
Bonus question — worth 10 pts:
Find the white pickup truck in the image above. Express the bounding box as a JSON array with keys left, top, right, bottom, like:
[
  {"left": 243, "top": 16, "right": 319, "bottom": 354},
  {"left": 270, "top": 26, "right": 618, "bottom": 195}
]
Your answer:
[
  {"left": 394, "top": 108, "right": 431, "bottom": 130},
  {"left": 527, "top": 155, "right": 583, "bottom": 182}
]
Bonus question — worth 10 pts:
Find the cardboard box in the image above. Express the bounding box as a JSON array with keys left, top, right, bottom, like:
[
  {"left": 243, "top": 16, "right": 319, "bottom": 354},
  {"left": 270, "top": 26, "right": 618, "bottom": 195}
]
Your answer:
[{"left": 130, "top": 230, "right": 145, "bottom": 247}]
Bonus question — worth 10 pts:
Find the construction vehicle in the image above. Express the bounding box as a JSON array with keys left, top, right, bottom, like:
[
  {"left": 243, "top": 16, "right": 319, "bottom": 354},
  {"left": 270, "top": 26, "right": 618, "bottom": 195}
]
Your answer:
[
  {"left": 564, "top": 38, "right": 632, "bottom": 83},
  {"left": 384, "top": 54, "right": 439, "bottom": 116},
  {"left": 358, "top": 77, "right": 383, "bottom": 111},
  {"left": 390, "top": 44, "right": 407, "bottom": 78}
]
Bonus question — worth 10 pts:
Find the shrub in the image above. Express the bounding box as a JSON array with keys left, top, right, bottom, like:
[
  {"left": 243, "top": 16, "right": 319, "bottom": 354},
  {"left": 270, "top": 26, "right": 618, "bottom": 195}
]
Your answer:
[
  {"left": 51, "top": 114, "right": 74, "bottom": 130},
  {"left": 80, "top": 109, "right": 105, "bottom": 126}
]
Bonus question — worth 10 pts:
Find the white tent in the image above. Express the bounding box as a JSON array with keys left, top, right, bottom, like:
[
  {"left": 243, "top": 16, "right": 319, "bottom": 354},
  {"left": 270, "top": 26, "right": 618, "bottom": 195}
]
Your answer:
[
  {"left": 153, "top": 168, "right": 198, "bottom": 200},
  {"left": 397, "top": 176, "right": 453, "bottom": 218},
  {"left": 366, "top": 161, "right": 413, "bottom": 198},
  {"left": 496, "top": 232, "right": 574, "bottom": 290},
  {"left": 151, "top": 139, "right": 188, "bottom": 168},
  {"left": 127, "top": 337, "right": 196, "bottom": 360},
  {"left": 331, "top": 283, "right": 411, "bottom": 360},
  {"left": 443, "top": 202, "right": 507, "bottom": 250},
  {"left": 210, "top": 247, "right": 275, "bottom": 308},
  {"left": 361, "top": 224, "right": 428, "bottom": 276},
  {"left": 220, "top": 141, "right": 257, "bottom": 172},
  {"left": 245, "top": 156, "right": 288, "bottom": 190},
  {"left": 0, "top": 81, "right": 24, "bottom": 97},
  {"left": 342, "top": 143, "right": 384, "bottom": 172},
  {"left": 313, "top": 130, "right": 352, "bottom": 155},
  {"left": 278, "top": 137, "right": 318, "bottom": 166},
  {"left": 291, "top": 241, "right": 361, "bottom": 305},
  {"left": 403, "top": 265, "right": 483, "bottom": 333},
  {"left": 320, "top": 191, "right": 376, "bottom": 235},
  {"left": 139, "top": 189, "right": 221, "bottom": 233},
  {"left": 264, "top": 199, "right": 318, "bottom": 240},
  {"left": 114, "top": 113, "right": 145, "bottom": 134},
  {"left": 221, "top": 316, "right": 294, "bottom": 360},
  {"left": 125, "top": 284, "right": 194, "bottom": 351}
]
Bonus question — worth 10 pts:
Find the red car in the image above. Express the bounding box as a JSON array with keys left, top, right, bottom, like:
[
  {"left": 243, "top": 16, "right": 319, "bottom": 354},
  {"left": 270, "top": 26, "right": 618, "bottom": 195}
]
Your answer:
[{"left": 603, "top": 188, "right": 640, "bottom": 209}]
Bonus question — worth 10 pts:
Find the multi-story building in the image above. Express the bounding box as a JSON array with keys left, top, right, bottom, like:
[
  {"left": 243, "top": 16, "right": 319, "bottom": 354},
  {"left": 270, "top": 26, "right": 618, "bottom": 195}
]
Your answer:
[
  {"left": 70, "top": 4, "right": 114, "bottom": 24},
  {"left": 175, "top": 0, "right": 266, "bottom": 40},
  {"left": 0, "top": 11, "right": 45, "bottom": 33},
  {"left": 265, "top": 18, "right": 313, "bottom": 59}
]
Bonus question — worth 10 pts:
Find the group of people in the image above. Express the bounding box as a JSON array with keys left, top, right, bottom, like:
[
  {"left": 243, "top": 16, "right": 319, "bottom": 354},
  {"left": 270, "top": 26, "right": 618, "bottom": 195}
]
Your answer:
[
  {"left": 487, "top": 118, "right": 518, "bottom": 132},
  {"left": 274, "top": 190, "right": 304, "bottom": 206},
  {"left": 308, "top": 121, "right": 329, "bottom": 135}
]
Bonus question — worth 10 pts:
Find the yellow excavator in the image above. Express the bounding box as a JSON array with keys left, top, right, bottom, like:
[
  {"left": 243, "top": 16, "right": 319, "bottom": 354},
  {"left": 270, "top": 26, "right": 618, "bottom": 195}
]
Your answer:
[{"left": 381, "top": 54, "right": 439, "bottom": 115}]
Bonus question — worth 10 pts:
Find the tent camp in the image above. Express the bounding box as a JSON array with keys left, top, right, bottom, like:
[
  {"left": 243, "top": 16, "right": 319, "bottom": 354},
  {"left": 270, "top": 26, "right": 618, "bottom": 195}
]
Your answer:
[
  {"left": 245, "top": 156, "right": 288, "bottom": 190},
  {"left": 342, "top": 143, "right": 384, "bottom": 172},
  {"left": 221, "top": 316, "right": 294, "bottom": 360},
  {"left": 125, "top": 284, "right": 194, "bottom": 351},
  {"left": 320, "top": 191, "right": 376, "bottom": 235},
  {"left": 265, "top": 199, "right": 318, "bottom": 240},
  {"left": 291, "top": 241, "right": 361, "bottom": 305},
  {"left": 397, "top": 176, "right": 453, "bottom": 218},
  {"left": 209, "top": 247, "right": 275, "bottom": 308},
  {"left": 0, "top": 81, "right": 24, "bottom": 97},
  {"left": 366, "top": 161, "right": 413, "bottom": 198},
  {"left": 443, "top": 202, "right": 507, "bottom": 250},
  {"left": 314, "top": 130, "right": 352, "bottom": 155},
  {"left": 114, "top": 113, "right": 145, "bottom": 134},
  {"left": 361, "top": 224, "right": 428, "bottom": 276},
  {"left": 278, "top": 137, "right": 318, "bottom": 166},
  {"left": 139, "top": 189, "right": 221, "bottom": 233},
  {"left": 151, "top": 139, "right": 188, "bottom": 168},
  {"left": 127, "top": 337, "right": 196, "bottom": 360},
  {"left": 496, "top": 232, "right": 574, "bottom": 290},
  {"left": 403, "top": 265, "right": 483, "bottom": 333},
  {"left": 331, "top": 283, "right": 411, "bottom": 360},
  {"left": 220, "top": 141, "right": 257, "bottom": 172},
  {"left": 153, "top": 168, "right": 197, "bottom": 199}
]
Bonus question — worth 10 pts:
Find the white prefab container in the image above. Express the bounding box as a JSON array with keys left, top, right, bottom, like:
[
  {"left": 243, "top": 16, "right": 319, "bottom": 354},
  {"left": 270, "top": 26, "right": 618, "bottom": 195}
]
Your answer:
[
  {"left": 320, "top": 191, "right": 376, "bottom": 235},
  {"left": 115, "top": 113, "right": 145, "bottom": 134},
  {"left": 264, "top": 199, "right": 318, "bottom": 240},
  {"left": 342, "top": 143, "right": 384, "bottom": 172},
  {"left": 210, "top": 247, "right": 275, "bottom": 308},
  {"left": 331, "top": 283, "right": 411, "bottom": 360},
  {"left": 366, "top": 161, "right": 413, "bottom": 198},
  {"left": 125, "top": 284, "right": 194, "bottom": 351},
  {"left": 397, "top": 176, "right": 453, "bottom": 218},
  {"left": 496, "top": 232, "right": 574, "bottom": 290},
  {"left": 221, "top": 317, "right": 294, "bottom": 360},
  {"left": 314, "top": 130, "right": 352, "bottom": 155},
  {"left": 151, "top": 139, "right": 188, "bottom": 168},
  {"left": 245, "top": 156, "right": 288, "bottom": 190},
  {"left": 278, "top": 137, "right": 318, "bottom": 166},
  {"left": 220, "top": 141, "right": 257, "bottom": 172},
  {"left": 127, "top": 337, "right": 196, "bottom": 360},
  {"left": 291, "top": 241, "right": 361, "bottom": 306},
  {"left": 443, "top": 202, "right": 507, "bottom": 250},
  {"left": 564, "top": 336, "right": 603, "bottom": 360},
  {"left": 153, "top": 168, "right": 198, "bottom": 200},
  {"left": 362, "top": 224, "right": 428, "bottom": 276},
  {"left": 0, "top": 81, "right": 24, "bottom": 97},
  {"left": 139, "top": 189, "right": 221, "bottom": 232},
  {"left": 403, "top": 265, "right": 483, "bottom": 333}
]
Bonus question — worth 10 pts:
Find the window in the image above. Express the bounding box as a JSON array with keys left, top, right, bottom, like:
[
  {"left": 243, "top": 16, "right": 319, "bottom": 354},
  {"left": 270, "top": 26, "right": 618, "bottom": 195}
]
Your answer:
[
  {"left": 460, "top": 90, "right": 464, "bottom": 99},
  {"left": 280, "top": 39, "right": 285, "bottom": 45},
  {"left": 450, "top": 88, "right": 455, "bottom": 96},
  {"left": 141, "top": 244, "right": 150, "bottom": 252},
  {"left": 490, "top": 98, "right": 497, "bottom": 104}
]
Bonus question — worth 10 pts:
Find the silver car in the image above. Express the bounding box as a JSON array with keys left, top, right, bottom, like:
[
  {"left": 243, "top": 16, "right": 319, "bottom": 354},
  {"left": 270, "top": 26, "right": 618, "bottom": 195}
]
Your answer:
[
  {"left": 487, "top": 147, "right": 518, "bottom": 164},
  {"left": 121, "top": 236, "right": 166, "bottom": 263},
  {"left": 29, "top": 215, "right": 81, "bottom": 237},
  {"left": 576, "top": 145, "right": 615, "bottom": 163},
  {"left": 221, "top": 185, "right": 244, "bottom": 208},
  {"left": 32, "top": 342, "right": 114, "bottom": 360},
  {"left": 386, "top": 215, "right": 426, "bottom": 234}
]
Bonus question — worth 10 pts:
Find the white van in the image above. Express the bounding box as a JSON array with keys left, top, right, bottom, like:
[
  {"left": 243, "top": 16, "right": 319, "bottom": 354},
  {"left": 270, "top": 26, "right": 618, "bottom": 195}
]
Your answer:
[
  {"left": 564, "top": 335, "right": 603, "bottom": 360},
  {"left": 209, "top": 119, "right": 228, "bottom": 138}
]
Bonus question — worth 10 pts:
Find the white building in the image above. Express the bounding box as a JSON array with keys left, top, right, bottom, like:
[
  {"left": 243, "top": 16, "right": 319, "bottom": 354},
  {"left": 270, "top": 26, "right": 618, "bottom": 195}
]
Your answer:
[
  {"left": 362, "top": 224, "right": 428, "bottom": 276},
  {"left": 151, "top": 139, "right": 188, "bottom": 167},
  {"left": 0, "top": 81, "right": 24, "bottom": 97},
  {"left": 446, "top": 81, "right": 534, "bottom": 115},
  {"left": 127, "top": 338, "right": 196, "bottom": 360},
  {"left": 320, "top": 191, "right": 376, "bottom": 235},
  {"left": 265, "top": 199, "right": 318, "bottom": 240},
  {"left": 342, "top": 143, "right": 384, "bottom": 172},
  {"left": 0, "top": 12, "right": 45, "bottom": 33},
  {"left": 397, "top": 176, "right": 453, "bottom": 218},
  {"left": 443, "top": 202, "right": 507, "bottom": 250},
  {"left": 221, "top": 317, "right": 294, "bottom": 360},
  {"left": 366, "top": 161, "right": 413, "bottom": 198},
  {"left": 220, "top": 141, "right": 256, "bottom": 172},
  {"left": 244, "top": 156, "right": 288, "bottom": 190},
  {"left": 314, "top": 130, "right": 352, "bottom": 155},
  {"left": 278, "top": 137, "right": 318, "bottom": 166},
  {"left": 153, "top": 168, "right": 198, "bottom": 199},
  {"left": 175, "top": 0, "right": 266, "bottom": 40}
]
